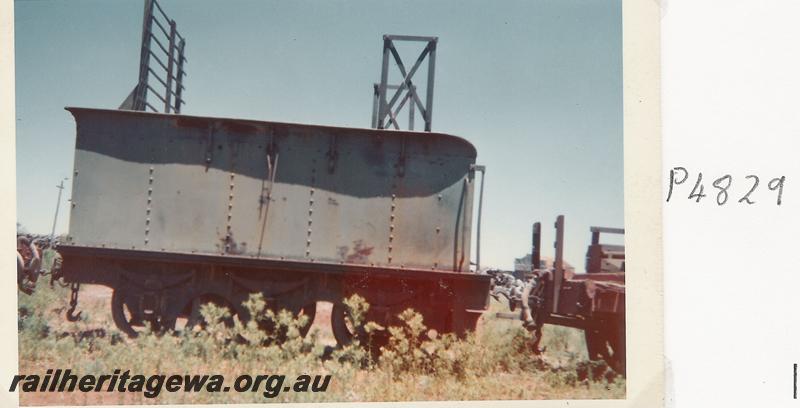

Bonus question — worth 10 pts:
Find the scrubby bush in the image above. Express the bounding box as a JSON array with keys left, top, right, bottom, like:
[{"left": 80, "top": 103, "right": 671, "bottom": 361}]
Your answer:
[{"left": 17, "top": 285, "right": 624, "bottom": 404}]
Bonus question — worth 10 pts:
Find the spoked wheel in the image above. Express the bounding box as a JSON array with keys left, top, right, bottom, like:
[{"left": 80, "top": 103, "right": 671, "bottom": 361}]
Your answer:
[
  {"left": 111, "top": 289, "right": 176, "bottom": 338},
  {"left": 331, "top": 302, "right": 362, "bottom": 346}
]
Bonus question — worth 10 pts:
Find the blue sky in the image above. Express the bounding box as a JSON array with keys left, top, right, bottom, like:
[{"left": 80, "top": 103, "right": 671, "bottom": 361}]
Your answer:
[{"left": 14, "top": 0, "right": 622, "bottom": 270}]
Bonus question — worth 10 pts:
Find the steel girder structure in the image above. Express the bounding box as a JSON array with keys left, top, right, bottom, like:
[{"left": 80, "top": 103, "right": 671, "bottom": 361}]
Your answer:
[{"left": 373, "top": 35, "right": 437, "bottom": 132}]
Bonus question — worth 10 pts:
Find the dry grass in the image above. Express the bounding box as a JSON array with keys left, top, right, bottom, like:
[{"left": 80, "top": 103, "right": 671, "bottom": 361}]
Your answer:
[{"left": 17, "top": 261, "right": 624, "bottom": 405}]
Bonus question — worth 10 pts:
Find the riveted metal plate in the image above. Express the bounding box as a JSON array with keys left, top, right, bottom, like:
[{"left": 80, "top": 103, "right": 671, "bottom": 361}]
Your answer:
[{"left": 66, "top": 108, "right": 476, "bottom": 272}]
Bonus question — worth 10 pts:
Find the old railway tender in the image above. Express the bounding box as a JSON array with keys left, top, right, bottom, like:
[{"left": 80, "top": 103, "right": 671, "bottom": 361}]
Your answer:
[{"left": 58, "top": 107, "right": 491, "bottom": 342}]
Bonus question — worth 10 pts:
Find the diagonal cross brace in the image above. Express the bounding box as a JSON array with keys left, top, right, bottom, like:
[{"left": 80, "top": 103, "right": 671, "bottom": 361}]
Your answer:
[
  {"left": 385, "top": 43, "right": 429, "bottom": 119},
  {"left": 372, "top": 84, "right": 416, "bottom": 130},
  {"left": 375, "top": 35, "right": 437, "bottom": 132}
]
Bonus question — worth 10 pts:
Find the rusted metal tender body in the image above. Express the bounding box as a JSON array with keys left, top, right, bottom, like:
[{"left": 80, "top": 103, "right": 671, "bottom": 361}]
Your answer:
[{"left": 59, "top": 107, "right": 490, "bottom": 341}]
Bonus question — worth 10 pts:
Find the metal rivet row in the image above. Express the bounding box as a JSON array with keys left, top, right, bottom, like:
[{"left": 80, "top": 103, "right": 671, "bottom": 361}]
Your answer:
[
  {"left": 388, "top": 194, "right": 396, "bottom": 262},
  {"left": 144, "top": 167, "right": 154, "bottom": 245}
]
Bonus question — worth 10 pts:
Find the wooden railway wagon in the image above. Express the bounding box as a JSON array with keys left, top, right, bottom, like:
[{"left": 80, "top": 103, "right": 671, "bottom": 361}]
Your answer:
[
  {"left": 57, "top": 107, "right": 491, "bottom": 343},
  {"left": 495, "top": 217, "right": 625, "bottom": 373},
  {"left": 543, "top": 218, "right": 625, "bottom": 373}
]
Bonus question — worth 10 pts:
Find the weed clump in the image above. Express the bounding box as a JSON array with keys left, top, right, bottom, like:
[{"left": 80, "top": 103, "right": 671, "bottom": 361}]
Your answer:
[{"left": 17, "top": 285, "right": 624, "bottom": 404}]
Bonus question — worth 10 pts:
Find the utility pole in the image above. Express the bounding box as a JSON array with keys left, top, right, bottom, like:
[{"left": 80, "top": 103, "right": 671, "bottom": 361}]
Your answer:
[{"left": 50, "top": 178, "right": 67, "bottom": 247}]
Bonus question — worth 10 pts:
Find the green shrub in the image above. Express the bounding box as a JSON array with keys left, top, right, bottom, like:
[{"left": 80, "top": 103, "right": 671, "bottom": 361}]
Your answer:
[{"left": 17, "top": 287, "right": 624, "bottom": 403}]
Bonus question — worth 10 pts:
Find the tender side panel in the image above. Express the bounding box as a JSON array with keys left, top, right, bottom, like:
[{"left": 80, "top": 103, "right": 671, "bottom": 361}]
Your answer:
[
  {"left": 147, "top": 122, "right": 234, "bottom": 253},
  {"left": 67, "top": 108, "right": 476, "bottom": 271},
  {"left": 295, "top": 131, "right": 393, "bottom": 266},
  {"left": 70, "top": 114, "right": 157, "bottom": 249},
  {"left": 391, "top": 151, "right": 475, "bottom": 271}
]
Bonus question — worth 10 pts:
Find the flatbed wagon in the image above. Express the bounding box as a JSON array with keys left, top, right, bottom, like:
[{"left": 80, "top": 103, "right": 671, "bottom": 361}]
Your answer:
[{"left": 492, "top": 217, "right": 626, "bottom": 373}]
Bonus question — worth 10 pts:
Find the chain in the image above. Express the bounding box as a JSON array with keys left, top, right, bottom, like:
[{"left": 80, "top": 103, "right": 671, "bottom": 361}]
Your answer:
[
  {"left": 66, "top": 283, "right": 82, "bottom": 321},
  {"left": 69, "top": 283, "right": 79, "bottom": 308}
]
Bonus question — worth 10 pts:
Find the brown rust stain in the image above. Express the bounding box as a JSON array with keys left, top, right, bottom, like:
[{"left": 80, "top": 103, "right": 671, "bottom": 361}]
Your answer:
[
  {"left": 217, "top": 232, "right": 247, "bottom": 255},
  {"left": 337, "top": 240, "right": 374, "bottom": 264}
]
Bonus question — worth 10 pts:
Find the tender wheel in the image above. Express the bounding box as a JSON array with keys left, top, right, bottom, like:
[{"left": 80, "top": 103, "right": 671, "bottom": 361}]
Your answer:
[
  {"left": 111, "top": 289, "right": 175, "bottom": 338},
  {"left": 331, "top": 302, "right": 361, "bottom": 346}
]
